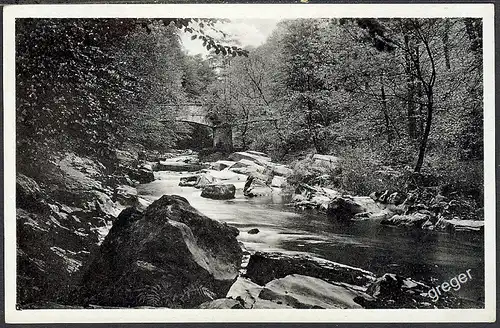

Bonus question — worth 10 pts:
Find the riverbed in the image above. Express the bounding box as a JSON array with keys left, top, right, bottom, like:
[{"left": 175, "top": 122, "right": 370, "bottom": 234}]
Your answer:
[{"left": 137, "top": 171, "right": 485, "bottom": 304}]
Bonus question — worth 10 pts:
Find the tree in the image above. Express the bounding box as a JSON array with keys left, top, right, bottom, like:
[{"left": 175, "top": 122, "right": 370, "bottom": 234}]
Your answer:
[{"left": 16, "top": 18, "right": 248, "bottom": 174}]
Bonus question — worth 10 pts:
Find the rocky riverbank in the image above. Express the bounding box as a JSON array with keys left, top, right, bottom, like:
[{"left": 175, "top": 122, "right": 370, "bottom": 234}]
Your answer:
[
  {"left": 16, "top": 150, "right": 157, "bottom": 307},
  {"left": 153, "top": 150, "right": 483, "bottom": 234},
  {"left": 211, "top": 251, "right": 482, "bottom": 309},
  {"left": 16, "top": 148, "right": 483, "bottom": 309}
]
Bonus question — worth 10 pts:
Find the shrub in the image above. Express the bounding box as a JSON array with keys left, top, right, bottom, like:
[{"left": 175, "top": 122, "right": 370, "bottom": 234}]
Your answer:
[{"left": 336, "top": 147, "right": 389, "bottom": 196}]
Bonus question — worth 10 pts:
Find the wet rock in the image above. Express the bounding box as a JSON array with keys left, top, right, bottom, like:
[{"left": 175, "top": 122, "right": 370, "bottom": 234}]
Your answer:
[
  {"left": 247, "top": 228, "right": 260, "bottom": 235},
  {"left": 155, "top": 161, "right": 204, "bottom": 172},
  {"left": 198, "top": 298, "right": 243, "bottom": 309},
  {"left": 243, "top": 176, "right": 273, "bottom": 197},
  {"left": 370, "top": 190, "right": 407, "bottom": 206},
  {"left": 228, "top": 151, "right": 271, "bottom": 166},
  {"left": 245, "top": 252, "right": 374, "bottom": 287},
  {"left": 113, "top": 185, "right": 138, "bottom": 207},
  {"left": 258, "top": 274, "right": 366, "bottom": 309},
  {"left": 209, "top": 160, "right": 236, "bottom": 171},
  {"left": 437, "top": 218, "right": 485, "bottom": 232},
  {"left": 367, "top": 273, "right": 404, "bottom": 299},
  {"left": 154, "top": 154, "right": 204, "bottom": 172},
  {"left": 380, "top": 213, "right": 432, "bottom": 228},
  {"left": 229, "top": 159, "right": 266, "bottom": 175},
  {"left": 271, "top": 176, "right": 287, "bottom": 188},
  {"left": 80, "top": 195, "right": 242, "bottom": 308},
  {"left": 179, "top": 175, "right": 201, "bottom": 187},
  {"left": 103, "top": 174, "right": 134, "bottom": 188},
  {"left": 17, "top": 174, "right": 46, "bottom": 211},
  {"left": 201, "top": 184, "right": 236, "bottom": 200},
  {"left": 206, "top": 170, "right": 246, "bottom": 184},
  {"left": 326, "top": 197, "right": 366, "bottom": 220},
  {"left": 127, "top": 167, "right": 155, "bottom": 184},
  {"left": 115, "top": 149, "right": 138, "bottom": 168},
  {"left": 291, "top": 184, "right": 339, "bottom": 208},
  {"left": 226, "top": 277, "right": 263, "bottom": 308},
  {"left": 17, "top": 200, "right": 112, "bottom": 306},
  {"left": 271, "top": 165, "right": 294, "bottom": 177}
]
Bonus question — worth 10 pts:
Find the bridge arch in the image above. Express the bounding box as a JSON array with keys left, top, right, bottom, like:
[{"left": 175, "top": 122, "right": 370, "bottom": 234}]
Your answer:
[{"left": 159, "top": 104, "right": 234, "bottom": 152}]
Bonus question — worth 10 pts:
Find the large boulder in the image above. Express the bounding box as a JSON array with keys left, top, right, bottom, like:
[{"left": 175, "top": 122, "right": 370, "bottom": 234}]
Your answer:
[
  {"left": 291, "top": 184, "right": 339, "bottom": 211},
  {"left": 155, "top": 155, "right": 204, "bottom": 172},
  {"left": 226, "top": 277, "right": 263, "bottom": 308},
  {"left": 209, "top": 160, "right": 236, "bottom": 171},
  {"left": 271, "top": 165, "right": 294, "bottom": 177},
  {"left": 380, "top": 213, "right": 433, "bottom": 228},
  {"left": 437, "top": 218, "right": 484, "bottom": 232},
  {"left": 155, "top": 161, "right": 204, "bottom": 172},
  {"left": 245, "top": 252, "right": 374, "bottom": 287},
  {"left": 80, "top": 195, "right": 242, "bottom": 308},
  {"left": 207, "top": 170, "right": 247, "bottom": 184},
  {"left": 271, "top": 176, "right": 287, "bottom": 188},
  {"left": 228, "top": 151, "right": 271, "bottom": 166},
  {"left": 243, "top": 176, "right": 273, "bottom": 197},
  {"left": 127, "top": 167, "right": 155, "bottom": 184},
  {"left": 179, "top": 175, "right": 202, "bottom": 187},
  {"left": 229, "top": 159, "right": 267, "bottom": 176},
  {"left": 201, "top": 184, "right": 236, "bottom": 200},
  {"left": 258, "top": 274, "right": 366, "bottom": 309},
  {"left": 326, "top": 197, "right": 366, "bottom": 220},
  {"left": 179, "top": 171, "right": 245, "bottom": 189},
  {"left": 16, "top": 175, "right": 114, "bottom": 307},
  {"left": 43, "top": 153, "right": 106, "bottom": 197}
]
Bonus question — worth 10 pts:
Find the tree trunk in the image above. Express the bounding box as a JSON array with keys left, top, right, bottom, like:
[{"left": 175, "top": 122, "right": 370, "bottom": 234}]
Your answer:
[
  {"left": 414, "top": 91, "right": 433, "bottom": 172},
  {"left": 416, "top": 81, "right": 424, "bottom": 136},
  {"left": 442, "top": 19, "right": 451, "bottom": 70},
  {"left": 381, "top": 85, "right": 392, "bottom": 144},
  {"left": 404, "top": 35, "right": 417, "bottom": 139}
]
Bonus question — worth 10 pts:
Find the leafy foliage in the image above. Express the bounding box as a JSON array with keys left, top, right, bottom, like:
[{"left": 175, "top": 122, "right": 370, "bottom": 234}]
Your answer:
[
  {"left": 16, "top": 18, "right": 244, "bottom": 173},
  {"left": 137, "top": 281, "right": 217, "bottom": 308}
]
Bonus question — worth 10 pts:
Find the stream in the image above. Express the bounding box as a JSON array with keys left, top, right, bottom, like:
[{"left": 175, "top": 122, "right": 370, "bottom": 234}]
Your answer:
[{"left": 137, "top": 171, "right": 485, "bottom": 303}]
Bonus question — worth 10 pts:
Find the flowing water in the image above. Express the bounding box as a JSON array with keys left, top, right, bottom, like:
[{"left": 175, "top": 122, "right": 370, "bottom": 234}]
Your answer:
[{"left": 137, "top": 171, "right": 485, "bottom": 303}]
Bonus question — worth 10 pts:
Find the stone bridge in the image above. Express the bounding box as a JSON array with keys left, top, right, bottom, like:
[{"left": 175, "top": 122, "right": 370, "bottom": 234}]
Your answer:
[
  {"left": 158, "top": 104, "right": 277, "bottom": 152},
  {"left": 159, "top": 104, "right": 233, "bottom": 152}
]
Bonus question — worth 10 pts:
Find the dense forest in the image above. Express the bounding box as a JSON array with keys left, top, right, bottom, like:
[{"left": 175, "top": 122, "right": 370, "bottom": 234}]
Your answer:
[{"left": 17, "top": 17, "right": 483, "bottom": 197}]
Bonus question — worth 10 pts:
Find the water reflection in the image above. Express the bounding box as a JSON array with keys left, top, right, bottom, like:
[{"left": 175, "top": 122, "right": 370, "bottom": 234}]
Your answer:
[{"left": 137, "top": 173, "right": 484, "bottom": 302}]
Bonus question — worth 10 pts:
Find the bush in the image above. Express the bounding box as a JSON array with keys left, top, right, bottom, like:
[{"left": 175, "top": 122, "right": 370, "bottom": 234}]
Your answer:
[
  {"left": 336, "top": 147, "right": 391, "bottom": 196},
  {"left": 424, "top": 150, "right": 483, "bottom": 205}
]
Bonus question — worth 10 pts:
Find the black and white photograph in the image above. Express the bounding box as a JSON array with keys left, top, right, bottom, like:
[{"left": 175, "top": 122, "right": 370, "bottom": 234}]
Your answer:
[{"left": 3, "top": 3, "right": 495, "bottom": 323}]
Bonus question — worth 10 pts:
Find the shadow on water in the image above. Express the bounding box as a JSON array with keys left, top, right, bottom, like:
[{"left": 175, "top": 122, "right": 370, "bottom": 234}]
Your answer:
[{"left": 137, "top": 173, "right": 485, "bottom": 303}]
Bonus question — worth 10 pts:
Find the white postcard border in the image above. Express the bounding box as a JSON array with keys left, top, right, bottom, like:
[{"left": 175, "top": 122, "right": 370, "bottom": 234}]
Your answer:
[{"left": 3, "top": 3, "right": 496, "bottom": 323}]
